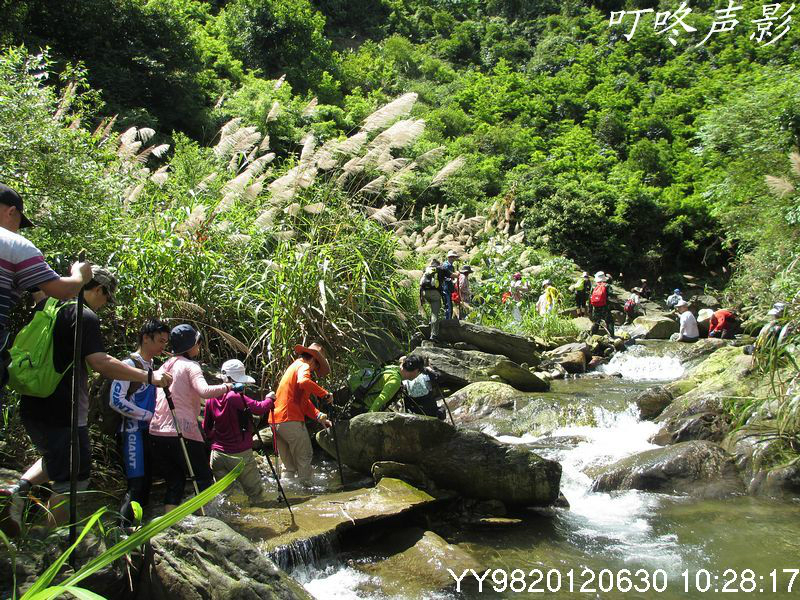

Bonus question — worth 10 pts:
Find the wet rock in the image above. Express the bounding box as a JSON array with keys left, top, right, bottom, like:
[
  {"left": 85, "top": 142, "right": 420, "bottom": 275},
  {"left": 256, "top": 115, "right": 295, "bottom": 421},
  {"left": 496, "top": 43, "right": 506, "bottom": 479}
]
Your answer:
[
  {"left": 722, "top": 428, "right": 800, "bottom": 499},
  {"left": 453, "top": 342, "right": 480, "bottom": 351},
  {"left": 666, "top": 346, "right": 753, "bottom": 398},
  {"left": 587, "top": 356, "right": 608, "bottom": 370},
  {"left": 317, "top": 413, "right": 562, "bottom": 506},
  {"left": 591, "top": 440, "right": 744, "bottom": 498},
  {"left": 572, "top": 317, "right": 594, "bottom": 333},
  {"left": 476, "top": 517, "right": 522, "bottom": 527},
  {"left": 651, "top": 392, "right": 730, "bottom": 445},
  {"left": 410, "top": 346, "right": 549, "bottom": 392},
  {"left": 144, "top": 516, "right": 312, "bottom": 600},
  {"left": 543, "top": 343, "right": 589, "bottom": 374},
  {"left": 545, "top": 342, "right": 591, "bottom": 359},
  {"left": 356, "top": 528, "right": 481, "bottom": 596},
  {"left": 632, "top": 315, "right": 679, "bottom": 339},
  {"left": 635, "top": 386, "right": 674, "bottom": 420},
  {"left": 445, "top": 381, "right": 524, "bottom": 425},
  {"left": 689, "top": 294, "right": 721, "bottom": 312},
  {"left": 372, "top": 461, "right": 432, "bottom": 490},
  {"left": 421, "top": 320, "right": 541, "bottom": 365}
]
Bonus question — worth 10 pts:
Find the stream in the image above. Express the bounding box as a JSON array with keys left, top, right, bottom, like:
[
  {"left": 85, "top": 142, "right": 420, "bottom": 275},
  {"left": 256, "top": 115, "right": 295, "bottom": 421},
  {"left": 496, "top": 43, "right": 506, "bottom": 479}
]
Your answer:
[{"left": 288, "top": 343, "right": 800, "bottom": 599}]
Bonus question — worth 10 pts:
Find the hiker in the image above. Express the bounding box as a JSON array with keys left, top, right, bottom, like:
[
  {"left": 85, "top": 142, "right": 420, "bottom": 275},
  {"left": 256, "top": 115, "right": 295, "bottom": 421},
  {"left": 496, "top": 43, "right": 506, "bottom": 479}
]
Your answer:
[
  {"left": 149, "top": 324, "right": 230, "bottom": 513},
  {"left": 270, "top": 343, "right": 332, "bottom": 487},
  {"left": 401, "top": 356, "right": 445, "bottom": 420},
  {"left": 419, "top": 258, "right": 443, "bottom": 341},
  {"left": 571, "top": 272, "right": 591, "bottom": 316},
  {"left": 708, "top": 309, "right": 739, "bottom": 339},
  {"left": 0, "top": 184, "right": 92, "bottom": 381},
  {"left": 441, "top": 250, "right": 458, "bottom": 320},
  {"left": 624, "top": 288, "right": 642, "bottom": 324},
  {"left": 639, "top": 279, "right": 651, "bottom": 299},
  {"left": 589, "top": 271, "right": 615, "bottom": 337},
  {"left": 747, "top": 302, "right": 786, "bottom": 355},
  {"left": 666, "top": 288, "right": 683, "bottom": 309},
  {"left": 340, "top": 355, "right": 425, "bottom": 416},
  {"left": 107, "top": 319, "right": 170, "bottom": 526},
  {"left": 202, "top": 359, "right": 275, "bottom": 507},
  {"left": 536, "top": 279, "right": 561, "bottom": 316},
  {"left": 509, "top": 272, "right": 528, "bottom": 323},
  {"left": 454, "top": 265, "right": 473, "bottom": 320},
  {"left": 670, "top": 300, "right": 699, "bottom": 342},
  {"left": 7, "top": 267, "right": 173, "bottom": 530}
]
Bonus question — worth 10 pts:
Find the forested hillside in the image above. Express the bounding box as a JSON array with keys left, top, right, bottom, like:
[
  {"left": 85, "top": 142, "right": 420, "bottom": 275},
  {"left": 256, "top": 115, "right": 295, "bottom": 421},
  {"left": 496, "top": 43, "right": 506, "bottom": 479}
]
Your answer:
[{"left": 2, "top": 0, "right": 799, "bottom": 314}]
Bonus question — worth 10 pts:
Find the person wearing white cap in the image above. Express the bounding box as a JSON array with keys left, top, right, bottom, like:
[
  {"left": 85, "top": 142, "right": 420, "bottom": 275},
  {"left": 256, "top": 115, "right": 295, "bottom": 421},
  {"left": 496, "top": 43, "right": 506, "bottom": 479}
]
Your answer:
[
  {"left": 753, "top": 302, "right": 787, "bottom": 353},
  {"left": 202, "top": 359, "right": 276, "bottom": 506},
  {"left": 441, "top": 250, "right": 459, "bottom": 320},
  {"left": 670, "top": 300, "right": 699, "bottom": 342},
  {"left": 589, "top": 271, "right": 615, "bottom": 336}
]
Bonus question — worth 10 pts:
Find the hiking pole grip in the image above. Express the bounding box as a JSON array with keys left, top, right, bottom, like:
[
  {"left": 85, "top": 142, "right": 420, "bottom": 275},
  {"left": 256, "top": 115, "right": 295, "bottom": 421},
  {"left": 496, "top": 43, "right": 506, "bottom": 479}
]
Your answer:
[{"left": 68, "top": 250, "right": 87, "bottom": 558}]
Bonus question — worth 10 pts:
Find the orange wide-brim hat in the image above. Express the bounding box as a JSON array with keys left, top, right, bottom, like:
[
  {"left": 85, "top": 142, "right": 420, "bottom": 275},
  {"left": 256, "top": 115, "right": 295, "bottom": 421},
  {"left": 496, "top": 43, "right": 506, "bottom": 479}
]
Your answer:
[{"left": 294, "top": 342, "right": 331, "bottom": 377}]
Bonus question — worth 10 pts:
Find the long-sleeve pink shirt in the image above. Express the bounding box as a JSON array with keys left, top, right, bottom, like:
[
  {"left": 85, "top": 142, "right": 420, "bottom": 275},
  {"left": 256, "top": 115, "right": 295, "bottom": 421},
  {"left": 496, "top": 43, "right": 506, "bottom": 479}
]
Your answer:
[{"left": 149, "top": 356, "right": 228, "bottom": 442}]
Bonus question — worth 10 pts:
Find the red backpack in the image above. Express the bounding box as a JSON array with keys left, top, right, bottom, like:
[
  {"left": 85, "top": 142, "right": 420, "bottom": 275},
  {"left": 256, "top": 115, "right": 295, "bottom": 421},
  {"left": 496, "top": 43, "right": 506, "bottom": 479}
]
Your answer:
[{"left": 590, "top": 283, "right": 608, "bottom": 307}]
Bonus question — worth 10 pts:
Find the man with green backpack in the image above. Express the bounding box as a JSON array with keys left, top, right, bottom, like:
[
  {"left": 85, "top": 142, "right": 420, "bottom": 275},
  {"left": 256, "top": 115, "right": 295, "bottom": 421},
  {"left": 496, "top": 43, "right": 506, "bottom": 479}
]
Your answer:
[
  {"left": 5, "top": 266, "right": 173, "bottom": 532},
  {"left": 335, "top": 356, "right": 425, "bottom": 417}
]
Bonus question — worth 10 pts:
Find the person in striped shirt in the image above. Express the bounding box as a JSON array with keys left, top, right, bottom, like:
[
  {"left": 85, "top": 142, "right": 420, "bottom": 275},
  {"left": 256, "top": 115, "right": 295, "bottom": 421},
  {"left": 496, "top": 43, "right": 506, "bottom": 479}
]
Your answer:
[{"left": 0, "top": 184, "right": 92, "bottom": 357}]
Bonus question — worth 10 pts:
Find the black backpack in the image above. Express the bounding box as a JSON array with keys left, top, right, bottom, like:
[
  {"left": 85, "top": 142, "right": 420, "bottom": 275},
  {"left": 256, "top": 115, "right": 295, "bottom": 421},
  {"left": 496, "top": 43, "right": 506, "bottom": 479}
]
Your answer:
[
  {"left": 420, "top": 266, "right": 441, "bottom": 291},
  {"left": 97, "top": 354, "right": 146, "bottom": 436}
]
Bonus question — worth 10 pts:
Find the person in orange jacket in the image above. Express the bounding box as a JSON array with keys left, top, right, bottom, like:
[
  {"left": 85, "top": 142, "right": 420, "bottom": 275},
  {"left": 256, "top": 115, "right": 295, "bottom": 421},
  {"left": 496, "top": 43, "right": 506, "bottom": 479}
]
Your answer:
[{"left": 270, "top": 343, "right": 333, "bottom": 486}]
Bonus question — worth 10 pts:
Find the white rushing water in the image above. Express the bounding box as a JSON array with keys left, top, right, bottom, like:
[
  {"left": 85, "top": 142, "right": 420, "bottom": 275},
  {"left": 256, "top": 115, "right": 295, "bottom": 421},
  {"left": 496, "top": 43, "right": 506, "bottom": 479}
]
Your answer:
[{"left": 596, "top": 343, "right": 685, "bottom": 381}]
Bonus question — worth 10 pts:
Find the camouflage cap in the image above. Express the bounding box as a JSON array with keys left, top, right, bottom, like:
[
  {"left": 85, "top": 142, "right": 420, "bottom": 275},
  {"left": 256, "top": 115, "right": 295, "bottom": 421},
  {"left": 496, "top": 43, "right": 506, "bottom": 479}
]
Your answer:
[{"left": 91, "top": 265, "right": 118, "bottom": 303}]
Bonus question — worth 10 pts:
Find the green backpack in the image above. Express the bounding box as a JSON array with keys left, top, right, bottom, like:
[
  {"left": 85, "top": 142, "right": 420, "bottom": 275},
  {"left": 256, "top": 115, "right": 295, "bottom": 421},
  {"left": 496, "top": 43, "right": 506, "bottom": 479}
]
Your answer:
[{"left": 7, "top": 297, "right": 74, "bottom": 397}]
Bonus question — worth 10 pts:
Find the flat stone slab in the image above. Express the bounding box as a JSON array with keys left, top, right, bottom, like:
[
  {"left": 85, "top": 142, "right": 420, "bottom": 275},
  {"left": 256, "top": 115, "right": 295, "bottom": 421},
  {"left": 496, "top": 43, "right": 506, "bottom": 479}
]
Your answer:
[{"left": 224, "top": 478, "right": 436, "bottom": 557}]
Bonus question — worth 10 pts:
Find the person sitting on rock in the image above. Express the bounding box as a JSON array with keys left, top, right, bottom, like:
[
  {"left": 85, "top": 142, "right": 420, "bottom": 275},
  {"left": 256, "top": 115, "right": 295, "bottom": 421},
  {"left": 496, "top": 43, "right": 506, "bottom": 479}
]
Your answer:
[
  {"left": 755, "top": 302, "right": 786, "bottom": 352},
  {"left": 401, "top": 357, "right": 446, "bottom": 420},
  {"left": 708, "top": 309, "right": 739, "bottom": 339},
  {"left": 666, "top": 288, "right": 683, "bottom": 309},
  {"left": 340, "top": 356, "right": 425, "bottom": 416},
  {"left": 639, "top": 279, "right": 651, "bottom": 299},
  {"left": 670, "top": 300, "right": 699, "bottom": 343}
]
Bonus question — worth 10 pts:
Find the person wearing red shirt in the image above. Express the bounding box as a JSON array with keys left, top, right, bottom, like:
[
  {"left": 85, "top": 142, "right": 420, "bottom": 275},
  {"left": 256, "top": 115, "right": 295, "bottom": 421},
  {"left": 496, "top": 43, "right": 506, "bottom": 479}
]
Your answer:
[
  {"left": 270, "top": 343, "right": 332, "bottom": 486},
  {"left": 708, "top": 309, "right": 738, "bottom": 339}
]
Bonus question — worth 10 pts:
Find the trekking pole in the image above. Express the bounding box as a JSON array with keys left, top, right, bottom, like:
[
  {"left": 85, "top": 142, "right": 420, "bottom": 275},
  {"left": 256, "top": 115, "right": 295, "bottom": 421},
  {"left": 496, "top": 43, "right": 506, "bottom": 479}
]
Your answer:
[
  {"left": 164, "top": 387, "right": 205, "bottom": 516},
  {"left": 432, "top": 380, "right": 455, "bottom": 427},
  {"left": 329, "top": 407, "right": 345, "bottom": 488},
  {"left": 68, "top": 250, "right": 86, "bottom": 559},
  {"left": 263, "top": 450, "right": 296, "bottom": 526}
]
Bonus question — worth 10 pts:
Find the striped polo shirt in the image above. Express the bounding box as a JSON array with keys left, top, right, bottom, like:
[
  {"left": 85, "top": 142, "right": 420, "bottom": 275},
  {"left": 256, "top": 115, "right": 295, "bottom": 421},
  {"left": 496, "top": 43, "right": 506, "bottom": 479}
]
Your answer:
[{"left": 0, "top": 227, "right": 59, "bottom": 344}]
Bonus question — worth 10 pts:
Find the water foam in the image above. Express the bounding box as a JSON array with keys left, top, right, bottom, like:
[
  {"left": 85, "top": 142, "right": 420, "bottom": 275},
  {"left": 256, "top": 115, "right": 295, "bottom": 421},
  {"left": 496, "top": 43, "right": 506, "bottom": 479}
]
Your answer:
[{"left": 597, "top": 345, "right": 684, "bottom": 381}]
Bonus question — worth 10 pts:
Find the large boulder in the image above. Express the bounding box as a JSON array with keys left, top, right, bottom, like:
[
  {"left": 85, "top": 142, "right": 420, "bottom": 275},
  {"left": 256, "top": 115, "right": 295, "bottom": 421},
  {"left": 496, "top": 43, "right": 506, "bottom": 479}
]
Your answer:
[
  {"left": 410, "top": 346, "right": 549, "bottom": 392},
  {"left": 317, "top": 413, "right": 561, "bottom": 506},
  {"left": 446, "top": 381, "right": 523, "bottom": 422},
  {"left": 632, "top": 315, "right": 679, "bottom": 339},
  {"left": 571, "top": 316, "right": 594, "bottom": 333},
  {"left": 546, "top": 350, "right": 586, "bottom": 374},
  {"left": 144, "top": 517, "right": 312, "bottom": 600},
  {"left": 591, "top": 440, "right": 744, "bottom": 498},
  {"left": 635, "top": 386, "right": 673, "bottom": 420},
  {"left": 689, "top": 294, "right": 721, "bottom": 312},
  {"left": 421, "top": 321, "right": 541, "bottom": 365}
]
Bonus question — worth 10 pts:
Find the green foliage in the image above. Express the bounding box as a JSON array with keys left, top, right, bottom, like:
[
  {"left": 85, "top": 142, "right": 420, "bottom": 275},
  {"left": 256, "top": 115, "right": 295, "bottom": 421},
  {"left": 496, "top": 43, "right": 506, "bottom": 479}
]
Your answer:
[{"left": 221, "top": 0, "right": 337, "bottom": 95}]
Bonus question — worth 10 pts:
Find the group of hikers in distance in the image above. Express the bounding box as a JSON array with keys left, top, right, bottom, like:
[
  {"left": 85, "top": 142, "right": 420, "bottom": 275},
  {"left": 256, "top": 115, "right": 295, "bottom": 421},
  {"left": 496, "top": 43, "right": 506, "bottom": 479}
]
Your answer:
[{"left": 0, "top": 181, "right": 786, "bottom": 539}]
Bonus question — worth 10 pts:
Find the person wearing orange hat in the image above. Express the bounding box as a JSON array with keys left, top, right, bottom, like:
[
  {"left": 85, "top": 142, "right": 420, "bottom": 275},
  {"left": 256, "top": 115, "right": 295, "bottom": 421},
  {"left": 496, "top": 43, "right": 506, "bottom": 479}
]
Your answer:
[{"left": 270, "top": 343, "right": 333, "bottom": 486}]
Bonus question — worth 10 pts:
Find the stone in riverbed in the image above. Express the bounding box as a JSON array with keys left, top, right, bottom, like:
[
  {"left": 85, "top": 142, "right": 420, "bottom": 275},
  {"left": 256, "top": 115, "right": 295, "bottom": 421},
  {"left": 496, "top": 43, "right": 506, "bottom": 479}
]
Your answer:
[
  {"left": 420, "top": 320, "right": 541, "bottom": 364},
  {"left": 317, "top": 413, "right": 561, "bottom": 506},
  {"left": 410, "top": 346, "right": 549, "bottom": 392},
  {"left": 145, "top": 516, "right": 312, "bottom": 600},
  {"left": 590, "top": 440, "right": 744, "bottom": 498},
  {"left": 632, "top": 315, "right": 679, "bottom": 339},
  {"left": 634, "top": 386, "right": 673, "bottom": 420}
]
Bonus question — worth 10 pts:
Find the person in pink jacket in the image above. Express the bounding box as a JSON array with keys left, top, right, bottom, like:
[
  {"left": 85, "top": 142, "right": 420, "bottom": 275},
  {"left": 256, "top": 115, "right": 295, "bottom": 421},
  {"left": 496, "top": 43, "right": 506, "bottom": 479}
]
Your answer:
[
  {"left": 202, "top": 359, "right": 275, "bottom": 507},
  {"left": 150, "top": 324, "right": 232, "bottom": 512}
]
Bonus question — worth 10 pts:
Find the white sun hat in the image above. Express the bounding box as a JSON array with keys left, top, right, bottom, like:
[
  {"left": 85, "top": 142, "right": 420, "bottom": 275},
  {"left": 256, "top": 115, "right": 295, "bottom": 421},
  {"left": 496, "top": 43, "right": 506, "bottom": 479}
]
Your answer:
[
  {"left": 219, "top": 359, "right": 256, "bottom": 384},
  {"left": 594, "top": 271, "right": 607, "bottom": 282}
]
